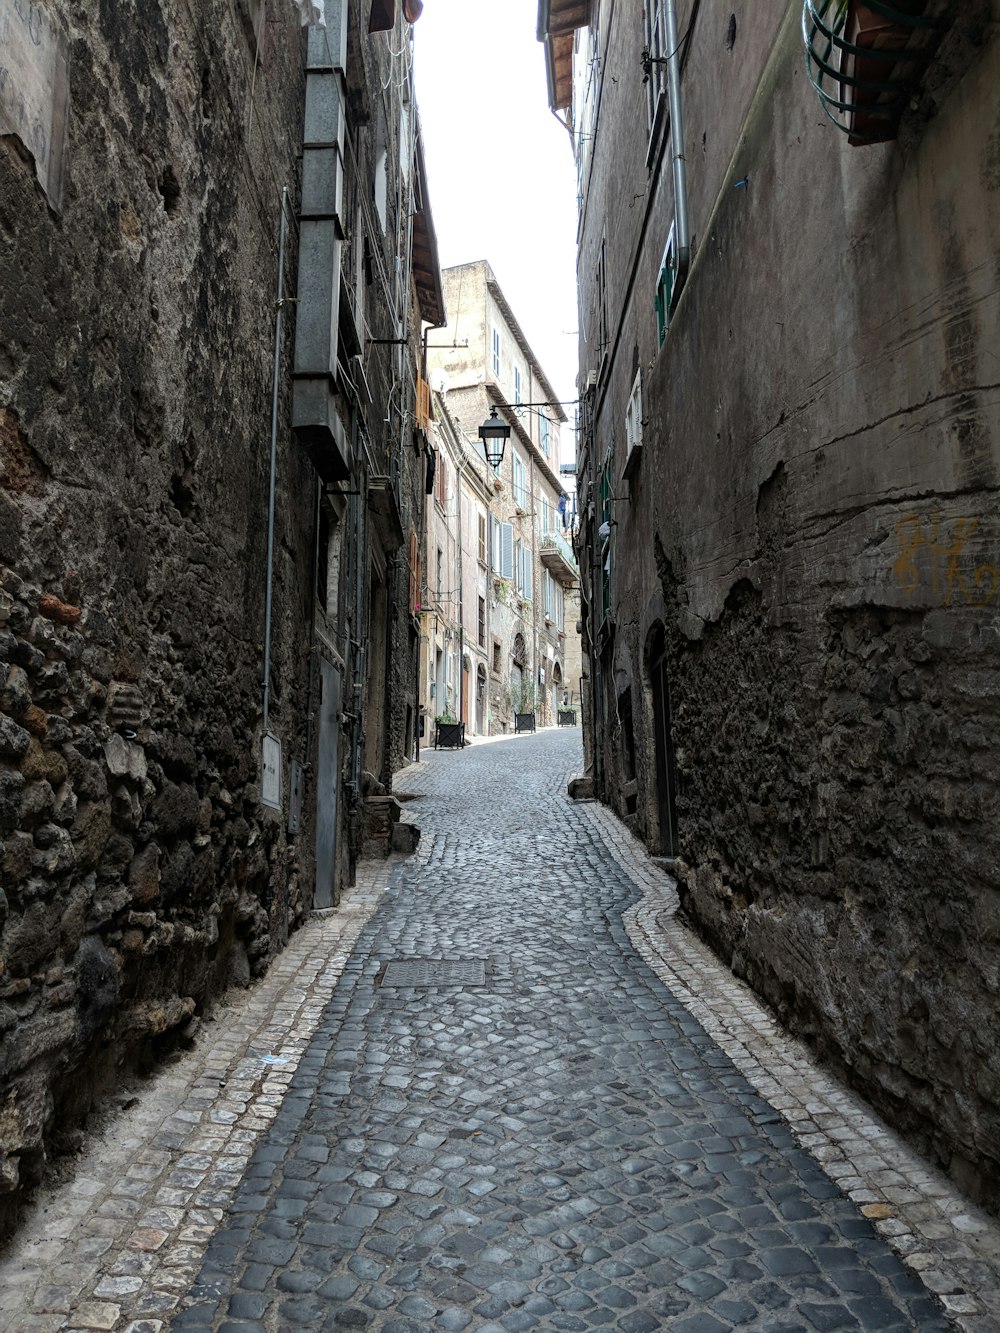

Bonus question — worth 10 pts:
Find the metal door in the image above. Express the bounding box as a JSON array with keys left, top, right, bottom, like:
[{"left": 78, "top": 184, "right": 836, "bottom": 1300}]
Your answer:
[{"left": 315, "top": 657, "right": 341, "bottom": 909}]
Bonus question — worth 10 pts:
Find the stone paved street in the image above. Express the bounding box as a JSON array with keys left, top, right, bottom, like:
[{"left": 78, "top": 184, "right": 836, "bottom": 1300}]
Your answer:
[
  {"left": 3, "top": 729, "right": 999, "bottom": 1332},
  {"left": 174, "top": 730, "right": 947, "bottom": 1331}
]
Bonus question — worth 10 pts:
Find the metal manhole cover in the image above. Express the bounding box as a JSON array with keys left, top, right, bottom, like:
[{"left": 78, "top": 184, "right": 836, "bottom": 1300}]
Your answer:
[{"left": 380, "top": 959, "right": 487, "bottom": 988}]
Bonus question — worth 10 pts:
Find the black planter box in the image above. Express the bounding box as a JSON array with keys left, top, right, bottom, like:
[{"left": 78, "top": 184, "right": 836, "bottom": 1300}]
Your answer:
[
  {"left": 557, "top": 710, "right": 577, "bottom": 726},
  {"left": 513, "top": 712, "right": 536, "bottom": 734},
  {"left": 434, "top": 721, "right": 465, "bottom": 749}
]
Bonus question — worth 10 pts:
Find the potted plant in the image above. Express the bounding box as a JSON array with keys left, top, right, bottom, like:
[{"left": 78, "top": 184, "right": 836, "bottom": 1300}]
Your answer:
[
  {"left": 512, "top": 682, "right": 537, "bottom": 734},
  {"left": 434, "top": 711, "right": 465, "bottom": 750}
]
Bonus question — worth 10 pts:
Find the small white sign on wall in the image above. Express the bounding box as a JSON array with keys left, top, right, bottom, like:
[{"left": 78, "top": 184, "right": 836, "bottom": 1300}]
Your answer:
[
  {"left": 0, "top": 0, "right": 70, "bottom": 210},
  {"left": 261, "top": 732, "right": 282, "bottom": 810}
]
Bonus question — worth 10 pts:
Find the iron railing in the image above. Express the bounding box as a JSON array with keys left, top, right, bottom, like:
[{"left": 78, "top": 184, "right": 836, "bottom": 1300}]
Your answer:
[{"left": 803, "top": 0, "right": 949, "bottom": 144}]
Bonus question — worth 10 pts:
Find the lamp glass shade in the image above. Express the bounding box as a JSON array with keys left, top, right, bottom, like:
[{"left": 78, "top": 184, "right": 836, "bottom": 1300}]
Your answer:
[{"left": 478, "top": 408, "right": 511, "bottom": 470}]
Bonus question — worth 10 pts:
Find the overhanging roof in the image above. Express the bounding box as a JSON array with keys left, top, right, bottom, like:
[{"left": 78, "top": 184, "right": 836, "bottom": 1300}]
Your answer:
[
  {"left": 412, "top": 123, "right": 447, "bottom": 328},
  {"left": 537, "top": 0, "right": 589, "bottom": 111}
]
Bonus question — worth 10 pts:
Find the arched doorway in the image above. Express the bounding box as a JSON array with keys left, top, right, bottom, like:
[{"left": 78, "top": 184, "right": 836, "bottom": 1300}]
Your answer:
[
  {"left": 476, "top": 663, "right": 487, "bottom": 735},
  {"left": 552, "top": 661, "right": 563, "bottom": 719},
  {"left": 647, "top": 625, "right": 678, "bottom": 857}
]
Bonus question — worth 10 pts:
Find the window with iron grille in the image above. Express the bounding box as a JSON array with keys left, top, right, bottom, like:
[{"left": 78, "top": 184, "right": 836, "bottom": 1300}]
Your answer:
[{"left": 600, "top": 454, "right": 613, "bottom": 624}]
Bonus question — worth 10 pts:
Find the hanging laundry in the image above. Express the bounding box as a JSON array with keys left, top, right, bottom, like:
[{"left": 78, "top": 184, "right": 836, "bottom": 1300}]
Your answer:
[{"left": 292, "top": 0, "right": 326, "bottom": 26}]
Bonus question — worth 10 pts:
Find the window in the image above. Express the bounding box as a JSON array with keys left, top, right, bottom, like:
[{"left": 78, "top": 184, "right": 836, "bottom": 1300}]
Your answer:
[
  {"left": 600, "top": 454, "right": 613, "bottom": 624},
  {"left": 436, "top": 547, "right": 443, "bottom": 598},
  {"left": 544, "top": 571, "right": 555, "bottom": 622},
  {"left": 643, "top": 1, "right": 668, "bottom": 137},
  {"left": 596, "top": 236, "right": 609, "bottom": 360},
  {"left": 494, "top": 521, "right": 514, "bottom": 579},
  {"left": 520, "top": 547, "right": 533, "bottom": 601},
  {"left": 512, "top": 451, "right": 528, "bottom": 511},
  {"left": 492, "top": 638, "right": 502, "bottom": 674},
  {"left": 317, "top": 505, "right": 331, "bottom": 614},
  {"left": 478, "top": 597, "right": 486, "bottom": 648},
  {"left": 655, "top": 223, "right": 676, "bottom": 348},
  {"left": 374, "top": 148, "right": 388, "bottom": 233},
  {"left": 408, "top": 528, "right": 421, "bottom": 615},
  {"left": 491, "top": 326, "right": 501, "bottom": 377},
  {"left": 478, "top": 512, "right": 487, "bottom": 565},
  {"left": 514, "top": 365, "right": 522, "bottom": 406},
  {"left": 539, "top": 412, "right": 551, "bottom": 458},
  {"left": 435, "top": 452, "right": 448, "bottom": 508},
  {"left": 541, "top": 495, "right": 551, "bottom": 534},
  {"left": 624, "top": 369, "right": 643, "bottom": 475},
  {"left": 514, "top": 539, "right": 523, "bottom": 593}
]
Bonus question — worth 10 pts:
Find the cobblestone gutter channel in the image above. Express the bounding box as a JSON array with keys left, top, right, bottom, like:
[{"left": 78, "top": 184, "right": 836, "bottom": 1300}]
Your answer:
[{"left": 0, "top": 730, "right": 997, "bottom": 1331}]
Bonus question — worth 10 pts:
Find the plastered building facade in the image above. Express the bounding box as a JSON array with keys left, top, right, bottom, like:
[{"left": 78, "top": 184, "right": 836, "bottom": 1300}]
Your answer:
[
  {"left": 546, "top": 0, "right": 1000, "bottom": 1209},
  {"left": 428, "top": 262, "right": 581, "bottom": 736}
]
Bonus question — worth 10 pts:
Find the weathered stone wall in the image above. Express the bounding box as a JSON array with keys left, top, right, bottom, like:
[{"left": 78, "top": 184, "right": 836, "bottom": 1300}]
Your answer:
[
  {"left": 0, "top": 2, "right": 315, "bottom": 1231},
  {"left": 578, "top": 2, "right": 1000, "bottom": 1208}
]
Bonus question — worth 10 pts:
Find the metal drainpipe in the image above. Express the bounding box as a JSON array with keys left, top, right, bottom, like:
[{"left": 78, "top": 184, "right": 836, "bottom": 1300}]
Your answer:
[
  {"left": 587, "top": 405, "right": 604, "bottom": 799},
  {"left": 351, "top": 419, "right": 366, "bottom": 800},
  {"left": 262, "top": 186, "right": 289, "bottom": 735},
  {"left": 664, "top": 0, "right": 691, "bottom": 299}
]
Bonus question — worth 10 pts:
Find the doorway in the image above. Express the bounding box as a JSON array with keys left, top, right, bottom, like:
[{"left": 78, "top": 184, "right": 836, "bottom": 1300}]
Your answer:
[
  {"left": 314, "top": 657, "right": 341, "bottom": 909},
  {"left": 648, "top": 626, "right": 679, "bottom": 857},
  {"left": 476, "top": 663, "right": 487, "bottom": 734}
]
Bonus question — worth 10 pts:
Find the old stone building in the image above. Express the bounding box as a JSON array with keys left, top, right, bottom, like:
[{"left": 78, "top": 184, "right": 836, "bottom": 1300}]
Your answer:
[
  {"left": 428, "top": 262, "right": 580, "bottom": 734},
  {"left": 546, "top": 0, "right": 1000, "bottom": 1208},
  {"left": 0, "top": 0, "right": 442, "bottom": 1231},
  {"left": 420, "top": 391, "right": 496, "bottom": 740}
]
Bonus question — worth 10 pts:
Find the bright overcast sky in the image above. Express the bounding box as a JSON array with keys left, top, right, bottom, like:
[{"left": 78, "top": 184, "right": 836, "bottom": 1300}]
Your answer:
[{"left": 413, "top": 0, "right": 580, "bottom": 432}]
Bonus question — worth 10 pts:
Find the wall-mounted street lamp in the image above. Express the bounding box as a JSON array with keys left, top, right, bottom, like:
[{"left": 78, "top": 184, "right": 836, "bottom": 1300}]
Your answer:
[{"left": 478, "top": 407, "right": 512, "bottom": 472}]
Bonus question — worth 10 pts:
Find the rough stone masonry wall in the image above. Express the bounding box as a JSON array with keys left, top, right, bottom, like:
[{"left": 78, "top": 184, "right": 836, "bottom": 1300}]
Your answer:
[
  {"left": 0, "top": 3, "right": 315, "bottom": 1233},
  {"left": 597, "top": 10, "right": 1000, "bottom": 1210}
]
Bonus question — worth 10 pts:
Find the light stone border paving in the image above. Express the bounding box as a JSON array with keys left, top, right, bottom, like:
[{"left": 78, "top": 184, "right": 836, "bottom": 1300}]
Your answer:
[
  {"left": 577, "top": 796, "right": 1000, "bottom": 1332},
  {"left": 0, "top": 856, "right": 405, "bottom": 1333}
]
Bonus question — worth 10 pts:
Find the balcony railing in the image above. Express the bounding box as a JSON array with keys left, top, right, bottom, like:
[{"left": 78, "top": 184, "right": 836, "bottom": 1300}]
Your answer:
[{"left": 540, "top": 530, "right": 578, "bottom": 585}]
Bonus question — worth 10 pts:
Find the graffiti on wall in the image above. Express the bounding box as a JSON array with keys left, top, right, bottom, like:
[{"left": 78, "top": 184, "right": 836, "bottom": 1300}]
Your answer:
[{"left": 893, "top": 512, "right": 999, "bottom": 609}]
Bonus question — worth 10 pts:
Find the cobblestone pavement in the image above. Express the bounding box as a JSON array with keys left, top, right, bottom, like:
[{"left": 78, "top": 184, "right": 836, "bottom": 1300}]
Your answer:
[{"left": 2, "top": 728, "right": 998, "bottom": 1332}]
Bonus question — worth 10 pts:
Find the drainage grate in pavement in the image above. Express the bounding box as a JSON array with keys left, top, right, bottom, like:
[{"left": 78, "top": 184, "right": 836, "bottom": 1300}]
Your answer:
[{"left": 379, "top": 959, "right": 487, "bottom": 988}]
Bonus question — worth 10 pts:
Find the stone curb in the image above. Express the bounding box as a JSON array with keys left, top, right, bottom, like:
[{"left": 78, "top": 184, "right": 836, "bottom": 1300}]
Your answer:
[
  {"left": 0, "top": 859, "right": 398, "bottom": 1333},
  {"left": 578, "top": 796, "right": 1000, "bottom": 1332}
]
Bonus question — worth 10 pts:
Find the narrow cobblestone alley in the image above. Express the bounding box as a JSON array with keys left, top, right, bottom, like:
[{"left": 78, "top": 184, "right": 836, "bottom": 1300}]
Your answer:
[{"left": 3, "top": 730, "right": 998, "bottom": 1332}]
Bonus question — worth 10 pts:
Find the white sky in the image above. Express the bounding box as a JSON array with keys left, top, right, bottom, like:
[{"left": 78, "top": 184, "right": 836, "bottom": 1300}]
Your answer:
[{"left": 412, "top": 0, "right": 580, "bottom": 432}]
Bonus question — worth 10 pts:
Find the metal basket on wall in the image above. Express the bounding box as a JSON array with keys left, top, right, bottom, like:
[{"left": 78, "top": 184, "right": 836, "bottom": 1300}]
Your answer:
[{"left": 802, "top": 0, "right": 950, "bottom": 145}]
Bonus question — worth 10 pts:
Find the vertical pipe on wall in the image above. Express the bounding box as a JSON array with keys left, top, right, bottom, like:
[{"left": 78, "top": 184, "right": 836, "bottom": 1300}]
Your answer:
[
  {"left": 263, "top": 186, "right": 289, "bottom": 734},
  {"left": 664, "top": 0, "right": 690, "bottom": 297}
]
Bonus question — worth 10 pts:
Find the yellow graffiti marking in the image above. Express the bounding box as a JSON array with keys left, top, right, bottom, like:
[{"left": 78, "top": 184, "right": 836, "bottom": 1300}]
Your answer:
[{"left": 893, "top": 512, "right": 999, "bottom": 608}]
